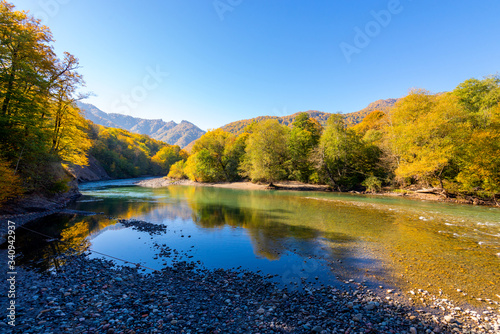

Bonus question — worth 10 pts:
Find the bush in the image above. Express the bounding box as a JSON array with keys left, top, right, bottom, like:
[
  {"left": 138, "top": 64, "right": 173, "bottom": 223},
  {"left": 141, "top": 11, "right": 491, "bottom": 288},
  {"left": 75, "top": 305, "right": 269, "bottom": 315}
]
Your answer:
[
  {"left": 362, "top": 175, "right": 382, "bottom": 193},
  {"left": 167, "top": 160, "right": 188, "bottom": 179}
]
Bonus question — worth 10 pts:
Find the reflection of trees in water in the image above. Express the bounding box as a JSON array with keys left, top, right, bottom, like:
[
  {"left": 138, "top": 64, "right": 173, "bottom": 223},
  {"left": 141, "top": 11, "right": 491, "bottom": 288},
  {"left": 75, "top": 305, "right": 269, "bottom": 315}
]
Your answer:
[
  {"left": 12, "top": 214, "right": 118, "bottom": 272},
  {"left": 75, "top": 188, "right": 194, "bottom": 222},
  {"left": 181, "top": 186, "right": 342, "bottom": 260}
]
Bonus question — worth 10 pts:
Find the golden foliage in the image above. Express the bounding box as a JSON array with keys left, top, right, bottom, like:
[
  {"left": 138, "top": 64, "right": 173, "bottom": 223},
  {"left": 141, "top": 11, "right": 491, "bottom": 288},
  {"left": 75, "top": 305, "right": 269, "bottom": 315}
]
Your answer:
[{"left": 0, "top": 157, "right": 23, "bottom": 205}]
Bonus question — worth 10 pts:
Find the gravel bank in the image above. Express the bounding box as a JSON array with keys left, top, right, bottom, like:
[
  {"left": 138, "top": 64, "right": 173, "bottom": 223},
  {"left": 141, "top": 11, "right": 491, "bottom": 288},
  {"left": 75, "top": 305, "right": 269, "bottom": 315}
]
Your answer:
[{"left": 1, "top": 248, "right": 499, "bottom": 333}]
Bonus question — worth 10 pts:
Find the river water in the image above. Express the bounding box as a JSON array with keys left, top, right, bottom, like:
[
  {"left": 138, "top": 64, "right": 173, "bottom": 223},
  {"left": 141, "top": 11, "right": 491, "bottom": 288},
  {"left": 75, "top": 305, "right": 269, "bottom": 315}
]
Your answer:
[{"left": 11, "top": 179, "right": 500, "bottom": 307}]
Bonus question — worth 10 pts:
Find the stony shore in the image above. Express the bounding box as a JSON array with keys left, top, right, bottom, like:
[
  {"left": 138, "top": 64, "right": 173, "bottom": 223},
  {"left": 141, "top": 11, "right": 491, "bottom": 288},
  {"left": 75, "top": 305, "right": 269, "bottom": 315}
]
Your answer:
[
  {"left": 0, "top": 191, "right": 81, "bottom": 244},
  {"left": 1, "top": 245, "right": 498, "bottom": 334}
]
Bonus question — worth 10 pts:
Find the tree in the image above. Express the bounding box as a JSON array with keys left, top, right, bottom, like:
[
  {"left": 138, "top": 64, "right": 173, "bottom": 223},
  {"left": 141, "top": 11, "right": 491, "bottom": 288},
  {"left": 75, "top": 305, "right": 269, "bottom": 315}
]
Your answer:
[
  {"left": 0, "top": 155, "right": 22, "bottom": 204},
  {"left": 241, "top": 119, "right": 290, "bottom": 183},
  {"left": 388, "top": 90, "right": 465, "bottom": 189},
  {"left": 287, "top": 112, "right": 322, "bottom": 182},
  {"left": 151, "top": 145, "right": 186, "bottom": 174},
  {"left": 0, "top": 1, "right": 56, "bottom": 166},
  {"left": 454, "top": 75, "right": 500, "bottom": 121},
  {"left": 167, "top": 160, "right": 188, "bottom": 179},
  {"left": 185, "top": 129, "right": 243, "bottom": 182},
  {"left": 452, "top": 77, "right": 500, "bottom": 198},
  {"left": 0, "top": 2, "right": 91, "bottom": 195},
  {"left": 351, "top": 110, "right": 386, "bottom": 143},
  {"left": 315, "top": 114, "right": 375, "bottom": 190}
]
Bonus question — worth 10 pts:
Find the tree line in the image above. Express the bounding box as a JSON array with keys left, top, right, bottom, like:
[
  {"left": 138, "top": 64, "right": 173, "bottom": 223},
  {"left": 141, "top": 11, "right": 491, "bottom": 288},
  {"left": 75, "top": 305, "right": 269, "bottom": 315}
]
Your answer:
[
  {"left": 1, "top": 1, "right": 498, "bottom": 206},
  {"left": 0, "top": 1, "right": 91, "bottom": 203},
  {"left": 88, "top": 124, "right": 187, "bottom": 179},
  {"left": 174, "top": 76, "right": 500, "bottom": 202},
  {"left": 0, "top": 2, "right": 186, "bottom": 205}
]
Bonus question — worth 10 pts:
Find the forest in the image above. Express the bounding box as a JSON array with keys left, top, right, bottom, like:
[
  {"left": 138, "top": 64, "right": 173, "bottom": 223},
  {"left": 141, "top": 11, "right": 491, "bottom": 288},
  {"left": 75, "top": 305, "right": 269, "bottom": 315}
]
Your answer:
[
  {"left": 0, "top": 2, "right": 186, "bottom": 205},
  {"left": 1, "top": 2, "right": 499, "bottom": 206},
  {"left": 177, "top": 78, "right": 500, "bottom": 202}
]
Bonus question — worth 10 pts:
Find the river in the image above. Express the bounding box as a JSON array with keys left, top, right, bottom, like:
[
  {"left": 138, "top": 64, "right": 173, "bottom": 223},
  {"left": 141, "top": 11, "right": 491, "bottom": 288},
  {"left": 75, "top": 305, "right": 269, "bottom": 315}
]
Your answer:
[{"left": 11, "top": 178, "right": 500, "bottom": 308}]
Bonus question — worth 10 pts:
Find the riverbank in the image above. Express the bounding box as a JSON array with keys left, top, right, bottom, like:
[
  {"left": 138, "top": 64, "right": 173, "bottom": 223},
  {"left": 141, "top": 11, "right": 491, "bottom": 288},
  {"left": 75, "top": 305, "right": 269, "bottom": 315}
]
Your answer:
[
  {"left": 0, "top": 190, "right": 81, "bottom": 243},
  {"left": 135, "top": 178, "right": 330, "bottom": 191},
  {"left": 136, "top": 178, "right": 500, "bottom": 207},
  {"left": 1, "top": 249, "right": 498, "bottom": 333}
]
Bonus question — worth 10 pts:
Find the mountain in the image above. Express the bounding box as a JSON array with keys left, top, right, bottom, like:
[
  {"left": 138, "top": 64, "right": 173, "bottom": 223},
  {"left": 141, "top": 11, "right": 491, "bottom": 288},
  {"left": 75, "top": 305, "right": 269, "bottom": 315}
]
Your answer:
[
  {"left": 220, "top": 98, "right": 399, "bottom": 136},
  {"left": 77, "top": 102, "right": 205, "bottom": 148},
  {"left": 343, "top": 98, "right": 399, "bottom": 125}
]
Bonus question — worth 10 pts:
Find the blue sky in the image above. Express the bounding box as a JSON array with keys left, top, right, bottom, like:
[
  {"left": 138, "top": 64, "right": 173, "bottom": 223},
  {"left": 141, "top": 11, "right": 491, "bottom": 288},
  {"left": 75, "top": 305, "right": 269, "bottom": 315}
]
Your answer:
[{"left": 14, "top": 0, "right": 500, "bottom": 130}]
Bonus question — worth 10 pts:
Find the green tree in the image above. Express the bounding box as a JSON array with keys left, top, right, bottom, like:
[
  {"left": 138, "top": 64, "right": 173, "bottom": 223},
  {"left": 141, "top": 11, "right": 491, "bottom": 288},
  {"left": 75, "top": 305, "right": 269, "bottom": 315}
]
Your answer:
[
  {"left": 315, "top": 114, "right": 376, "bottom": 190},
  {"left": 452, "top": 77, "right": 500, "bottom": 198},
  {"left": 185, "top": 129, "right": 243, "bottom": 182},
  {"left": 242, "top": 119, "right": 290, "bottom": 183},
  {"left": 288, "top": 112, "right": 322, "bottom": 182},
  {"left": 151, "top": 145, "right": 185, "bottom": 175}
]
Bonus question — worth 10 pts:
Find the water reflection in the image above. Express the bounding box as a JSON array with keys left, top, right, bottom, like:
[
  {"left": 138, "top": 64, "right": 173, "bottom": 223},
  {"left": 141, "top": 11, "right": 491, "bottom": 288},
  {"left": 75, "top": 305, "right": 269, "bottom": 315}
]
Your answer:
[{"left": 4, "top": 182, "right": 499, "bottom": 304}]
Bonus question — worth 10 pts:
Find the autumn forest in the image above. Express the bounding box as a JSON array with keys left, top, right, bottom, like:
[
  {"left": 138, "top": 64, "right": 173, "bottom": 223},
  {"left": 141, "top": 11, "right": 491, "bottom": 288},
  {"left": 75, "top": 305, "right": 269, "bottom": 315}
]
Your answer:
[{"left": 1, "top": 2, "right": 499, "bottom": 206}]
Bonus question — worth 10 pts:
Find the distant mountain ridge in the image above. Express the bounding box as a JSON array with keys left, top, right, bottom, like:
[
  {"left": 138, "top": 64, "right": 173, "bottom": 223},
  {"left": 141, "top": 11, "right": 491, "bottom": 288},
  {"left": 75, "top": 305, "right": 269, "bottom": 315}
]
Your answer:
[
  {"left": 77, "top": 102, "right": 205, "bottom": 148},
  {"left": 220, "top": 98, "right": 399, "bottom": 135}
]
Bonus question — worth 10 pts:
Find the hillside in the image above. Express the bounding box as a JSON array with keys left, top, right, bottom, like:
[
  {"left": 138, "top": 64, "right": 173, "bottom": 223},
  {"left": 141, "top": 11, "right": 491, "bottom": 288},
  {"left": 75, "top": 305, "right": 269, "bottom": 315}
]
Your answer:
[
  {"left": 78, "top": 102, "right": 205, "bottom": 148},
  {"left": 86, "top": 124, "right": 187, "bottom": 179},
  {"left": 220, "top": 98, "right": 399, "bottom": 135},
  {"left": 343, "top": 98, "right": 399, "bottom": 125}
]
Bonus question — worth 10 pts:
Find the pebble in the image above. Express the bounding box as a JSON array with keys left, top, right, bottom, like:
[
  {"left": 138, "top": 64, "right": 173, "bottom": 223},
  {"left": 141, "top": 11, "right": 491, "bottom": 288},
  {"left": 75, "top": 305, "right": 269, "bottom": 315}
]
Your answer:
[
  {"left": 444, "top": 315, "right": 454, "bottom": 323},
  {"left": 1, "top": 247, "right": 498, "bottom": 334}
]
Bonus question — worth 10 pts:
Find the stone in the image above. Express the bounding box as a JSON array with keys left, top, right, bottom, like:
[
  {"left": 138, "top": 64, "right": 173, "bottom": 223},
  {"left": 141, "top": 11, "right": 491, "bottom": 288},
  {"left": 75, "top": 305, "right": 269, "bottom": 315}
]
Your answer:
[
  {"left": 444, "top": 315, "right": 454, "bottom": 323},
  {"left": 352, "top": 314, "right": 362, "bottom": 322},
  {"left": 365, "top": 302, "right": 376, "bottom": 311}
]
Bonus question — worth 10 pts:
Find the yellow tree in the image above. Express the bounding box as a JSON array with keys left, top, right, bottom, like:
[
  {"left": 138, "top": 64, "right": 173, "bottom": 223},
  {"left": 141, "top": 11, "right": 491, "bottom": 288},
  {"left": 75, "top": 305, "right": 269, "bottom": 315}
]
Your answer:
[
  {"left": 388, "top": 90, "right": 465, "bottom": 189},
  {"left": 242, "top": 119, "right": 290, "bottom": 183},
  {"left": 0, "top": 1, "right": 57, "bottom": 165},
  {"left": 453, "top": 77, "right": 500, "bottom": 198}
]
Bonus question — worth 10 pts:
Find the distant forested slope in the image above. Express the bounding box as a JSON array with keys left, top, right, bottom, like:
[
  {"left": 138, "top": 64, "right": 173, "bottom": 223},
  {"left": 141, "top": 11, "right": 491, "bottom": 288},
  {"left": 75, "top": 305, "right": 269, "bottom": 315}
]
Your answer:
[
  {"left": 87, "top": 124, "right": 187, "bottom": 179},
  {"left": 78, "top": 102, "right": 205, "bottom": 148},
  {"left": 220, "top": 99, "right": 398, "bottom": 135}
]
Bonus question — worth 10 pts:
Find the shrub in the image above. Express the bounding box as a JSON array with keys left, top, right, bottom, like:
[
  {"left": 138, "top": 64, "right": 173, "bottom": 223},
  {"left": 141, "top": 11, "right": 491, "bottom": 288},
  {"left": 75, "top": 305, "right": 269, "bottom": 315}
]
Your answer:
[
  {"left": 167, "top": 160, "right": 188, "bottom": 179},
  {"left": 362, "top": 175, "right": 382, "bottom": 193}
]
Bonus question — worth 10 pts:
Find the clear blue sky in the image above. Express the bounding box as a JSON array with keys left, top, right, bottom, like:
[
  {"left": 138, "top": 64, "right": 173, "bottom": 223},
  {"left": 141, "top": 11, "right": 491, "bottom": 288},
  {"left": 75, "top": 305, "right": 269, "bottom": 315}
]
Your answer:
[{"left": 13, "top": 0, "right": 500, "bottom": 130}]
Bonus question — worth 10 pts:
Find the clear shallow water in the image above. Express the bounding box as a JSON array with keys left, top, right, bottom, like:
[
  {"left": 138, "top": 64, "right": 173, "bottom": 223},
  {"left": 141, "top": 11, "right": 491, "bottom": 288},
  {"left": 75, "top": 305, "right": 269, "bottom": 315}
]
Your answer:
[{"left": 10, "top": 179, "right": 500, "bottom": 305}]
